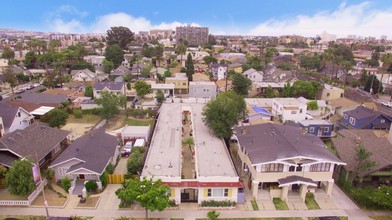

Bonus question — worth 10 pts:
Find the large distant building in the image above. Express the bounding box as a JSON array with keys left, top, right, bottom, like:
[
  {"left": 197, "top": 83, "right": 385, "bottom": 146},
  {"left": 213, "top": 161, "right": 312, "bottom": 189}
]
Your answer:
[
  {"left": 176, "top": 25, "right": 209, "bottom": 46},
  {"left": 150, "top": 29, "right": 173, "bottom": 38},
  {"left": 320, "top": 31, "right": 336, "bottom": 44}
]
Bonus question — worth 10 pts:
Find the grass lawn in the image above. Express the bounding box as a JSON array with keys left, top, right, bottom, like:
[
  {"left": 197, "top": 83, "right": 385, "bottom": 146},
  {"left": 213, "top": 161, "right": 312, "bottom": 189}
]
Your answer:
[
  {"left": 126, "top": 117, "right": 154, "bottom": 127},
  {"left": 67, "top": 114, "right": 101, "bottom": 124},
  {"left": 273, "top": 198, "right": 289, "bottom": 210},
  {"left": 77, "top": 196, "right": 100, "bottom": 208},
  {"left": 305, "top": 193, "right": 320, "bottom": 210},
  {"left": 324, "top": 140, "right": 337, "bottom": 156},
  {"left": 0, "top": 188, "right": 28, "bottom": 200},
  {"left": 251, "top": 199, "right": 260, "bottom": 210},
  {"left": 0, "top": 216, "right": 45, "bottom": 220},
  {"left": 31, "top": 188, "right": 67, "bottom": 207},
  {"left": 372, "top": 216, "right": 392, "bottom": 220}
]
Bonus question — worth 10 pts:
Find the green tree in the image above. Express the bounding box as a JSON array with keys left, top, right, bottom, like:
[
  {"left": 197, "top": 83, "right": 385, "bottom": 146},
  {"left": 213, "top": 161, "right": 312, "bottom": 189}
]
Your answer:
[
  {"left": 232, "top": 73, "right": 252, "bottom": 96},
  {"left": 69, "top": 61, "right": 95, "bottom": 73},
  {"left": 369, "top": 185, "right": 392, "bottom": 210},
  {"left": 299, "top": 55, "right": 321, "bottom": 71},
  {"left": 1, "top": 47, "right": 15, "bottom": 62},
  {"left": 307, "top": 101, "right": 318, "bottom": 110},
  {"left": 48, "top": 109, "right": 68, "bottom": 128},
  {"left": 203, "top": 56, "right": 218, "bottom": 66},
  {"left": 126, "top": 149, "right": 144, "bottom": 174},
  {"left": 105, "top": 44, "right": 124, "bottom": 68},
  {"left": 5, "top": 159, "right": 35, "bottom": 196},
  {"left": 183, "top": 137, "right": 194, "bottom": 151},
  {"left": 185, "top": 53, "right": 194, "bottom": 81},
  {"left": 61, "top": 177, "right": 71, "bottom": 192},
  {"left": 24, "top": 51, "right": 37, "bottom": 68},
  {"left": 116, "top": 177, "right": 170, "bottom": 219},
  {"left": 265, "top": 86, "right": 276, "bottom": 98},
  {"left": 352, "top": 145, "right": 376, "bottom": 184},
  {"left": 102, "top": 59, "right": 114, "bottom": 74},
  {"left": 202, "top": 91, "right": 246, "bottom": 139},
  {"left": 175, "top": 43, "right": 187, "bottom": 66},
  {"left": 95, "top": 91, "right": 127, "bottom": 119},
  {"left": 281, "top": 83, "right": 294, "bottom": 97},
  {"left": 3, "top": 68, "right": 18, "bottom": 93},
  {"left": 153, "top": 43, "right": 164, "bottom": 67},
  {"left": 156, "top": 90, "right": 165, "bottom": 104},
  {"left": 141, "top": 65, "right": 152, "bottom": 78},
  {"left": 380, "top": 53, "right": 392, "bottom": 94},
  {"left": 163, "top": 70, "right": 172, "bottom": 78},
  {"left": 84, "top": 85, "right": 93, "bottom": 97},
  {"left": 134, "top": 80, "right": 152, "bottom": 98},
  {"left": 106, "top": 26, "right": 135, "bottom": 50}
]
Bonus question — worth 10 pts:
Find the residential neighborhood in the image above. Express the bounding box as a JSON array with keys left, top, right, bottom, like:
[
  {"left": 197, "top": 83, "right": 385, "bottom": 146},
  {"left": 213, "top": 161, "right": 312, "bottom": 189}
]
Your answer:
[{"left": 0, "top": 1, "right": 392, "bottom": 220}]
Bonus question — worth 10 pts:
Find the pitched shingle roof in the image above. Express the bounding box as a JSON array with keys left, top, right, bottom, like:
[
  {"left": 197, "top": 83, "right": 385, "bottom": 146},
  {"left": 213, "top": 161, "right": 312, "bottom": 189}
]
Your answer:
[
  {"left": 50, "top": 128, "right": 119, "bottom": 174},
  {"left": 0, "top": 123, "right": 70, "bottom": 164},
  {"left": 332, "top": 129, "right": 392, "bottom": 177},
  {"left": 18, "top": 93, "right": 68, "bottom": 106},
  {"left": 93, "top": 82, "right": 124, "bottom": 91},
  {"left": 0, "top": 102, "right": 19, "bottom": 130},
  {"left": 234, "top": 124, "right": 343, "bottom": 165}
]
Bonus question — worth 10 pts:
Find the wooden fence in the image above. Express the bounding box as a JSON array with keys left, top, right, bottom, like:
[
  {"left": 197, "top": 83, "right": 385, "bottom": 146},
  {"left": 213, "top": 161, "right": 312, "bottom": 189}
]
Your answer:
[{"left": 108, "top": 174, "right": 125, "bottom": 184}]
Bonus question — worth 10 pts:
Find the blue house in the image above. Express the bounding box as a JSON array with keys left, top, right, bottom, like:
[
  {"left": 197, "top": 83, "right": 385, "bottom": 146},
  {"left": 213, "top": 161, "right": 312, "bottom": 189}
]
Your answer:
[
  {"left": 340, "top": 106, "right": 392, "bottom": 130},
  {"left": 247, "top": 106, "right": 273, "bottom": 122},
  {"left": 299, "top": 120, "right": 334, "bottom": 138}
]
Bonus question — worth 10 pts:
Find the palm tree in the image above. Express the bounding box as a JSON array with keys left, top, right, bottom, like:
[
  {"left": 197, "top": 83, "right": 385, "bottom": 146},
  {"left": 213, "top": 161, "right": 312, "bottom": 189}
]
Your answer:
[
  {"left": 182, "top": 137, "right": 194, "bottom": 152},
  {"left": 322, "top": 50, "right": 334, "bottom": 78},
  {"left": 380, "top": 53, "right": 392, "bottom": 94},
  {"left": 342, "top": 61, "right": 353, "bottom": 88},
  {"left": 176, "top": 43, "right": 187, "bottom": 67},
  {"left": 15, "top": 42, "right": 23, "bottom": 58}
]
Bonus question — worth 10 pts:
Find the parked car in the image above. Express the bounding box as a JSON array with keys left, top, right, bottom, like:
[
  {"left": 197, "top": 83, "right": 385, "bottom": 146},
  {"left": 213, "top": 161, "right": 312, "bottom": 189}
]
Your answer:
[
  {"left": 381, "top": 101, "right": 392, "bottom": 108},
  {"left": 121, "top": 141, "right": 134, "bottom": 157},
  {"left": 14, "top": 88, "right": 25, "bottom": 94},
  {"left": 26, "top": 84, "right": 35, "bottom": 90}
]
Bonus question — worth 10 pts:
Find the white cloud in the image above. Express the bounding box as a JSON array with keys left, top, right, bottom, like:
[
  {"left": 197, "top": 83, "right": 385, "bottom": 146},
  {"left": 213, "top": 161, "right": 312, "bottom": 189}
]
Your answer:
[
  {"left": 49, "top": 18, "right": 86, "bottom": 34},
  {"left": 249, "top": 2, "right": 392, "bottom": 38}
]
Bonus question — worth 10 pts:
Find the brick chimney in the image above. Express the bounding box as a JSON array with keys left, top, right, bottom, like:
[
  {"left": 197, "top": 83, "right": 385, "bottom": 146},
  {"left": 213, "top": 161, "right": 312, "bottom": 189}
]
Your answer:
[{"left": 241, "top": 127, "right": 247, "bottom": 135}]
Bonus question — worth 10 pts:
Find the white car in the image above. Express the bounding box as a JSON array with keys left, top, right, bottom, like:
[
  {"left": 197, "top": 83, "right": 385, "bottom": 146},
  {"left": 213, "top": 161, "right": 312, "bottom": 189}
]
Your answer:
[{"left": 381, "top": 102, "right": 392, "bottom": 108}]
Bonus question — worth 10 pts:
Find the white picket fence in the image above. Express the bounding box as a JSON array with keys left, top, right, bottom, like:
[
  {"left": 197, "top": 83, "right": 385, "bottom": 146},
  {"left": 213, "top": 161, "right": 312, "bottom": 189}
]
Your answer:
[{"left": 0, "top": 181, "right": 44, "bottom": 206}]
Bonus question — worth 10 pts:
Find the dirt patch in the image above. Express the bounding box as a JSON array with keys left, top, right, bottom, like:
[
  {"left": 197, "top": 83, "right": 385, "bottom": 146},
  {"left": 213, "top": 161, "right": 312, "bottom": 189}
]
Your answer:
[
  {"left": 31, "top": 188, "right": 67, "bottom": 207},
  {"left": 105, "top": 114, "right": 126, "bottom": 131},
  {"left": 62, "top": 123, "right": 94, "bottom": 138},
  {"left": 77, "top": 196, "right": 100, "bottom": 208},
  {"left": 0, "top": 189, "right": 27, "bottom": 200}
]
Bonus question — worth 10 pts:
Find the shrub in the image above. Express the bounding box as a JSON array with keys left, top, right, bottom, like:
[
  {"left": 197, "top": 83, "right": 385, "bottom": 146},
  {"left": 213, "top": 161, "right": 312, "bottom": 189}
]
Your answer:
[
  {"left": 100, "top": 172, "right": 109, "bottom": 188},
  {"left": 169, "top": 199, "right": 177, "bottom": 207},
  {"left": 105, "top": 164, "right": 115, "bottom": 174},
  {"left": 73, "top": 109, "right": 83, "bottom": 118},
  {"left": 43, "top": 168, "right": 55, "bottom": 182},
  {"left": 127, "top": 151, "right": 144, "bottom": 174},
  {"left": 60, "top": 101, "right": 69, "bottom": 108},
  {"left": 201, "top": 200, "right": 236, "bottom": 207},
  {"left": 85, "top": 180, "right": 98, "bottom": 192},
  {"left": 82, "top": 108, "right": 102, "bottom": 115},
  {"left": 61, "top": 177, "right": 71, "bottom": 192}
]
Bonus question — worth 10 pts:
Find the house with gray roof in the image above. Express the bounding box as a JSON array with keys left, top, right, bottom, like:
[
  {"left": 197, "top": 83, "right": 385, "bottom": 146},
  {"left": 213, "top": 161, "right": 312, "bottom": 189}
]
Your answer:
[
  {"left": 243, "top": 68, "right": 264, "bottom": 83},
  {"left": 339, "top": 105, "right": 392, "bottom": 130},
  {"left": 49, "top": 128, "right": 120, "bottom": 193},
  {"left": 18, "top": 93, "right": 68, "bottom": 107},
  {"left": 0, "top": 102, "right": 34, "bottom": 135},
  {"left": 71, "top": 69, "right": 97, "bottom": 82},
  {"left": 93, "top": 81, "right": 126, "bottom": 99},
  {"left": 233, "top": 123, "right": 345, "bottom": 202},
  {"left": 110, "top": 66, "right": 132, "bottom": 76},
  {"left": 0, "top": 123, "right": 70, "bottom": 168}
]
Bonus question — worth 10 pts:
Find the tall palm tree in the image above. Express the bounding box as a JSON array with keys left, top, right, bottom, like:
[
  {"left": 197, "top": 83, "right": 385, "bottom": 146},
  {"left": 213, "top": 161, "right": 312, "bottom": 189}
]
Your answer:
[
  {"left": 342, "top": 61, "right": 353, "bottom": 88},
  {"left": 322, "top": 50, "right": 333, "bottom": 78},
  {"left": 15, "top": 42, "right": 23, "bottom": 58},
  {"left": 380, "top": 53, "right": 392, "bottom": 94},
  {"left": 175, "top": 43, "right": 187, "bottom": 67}
]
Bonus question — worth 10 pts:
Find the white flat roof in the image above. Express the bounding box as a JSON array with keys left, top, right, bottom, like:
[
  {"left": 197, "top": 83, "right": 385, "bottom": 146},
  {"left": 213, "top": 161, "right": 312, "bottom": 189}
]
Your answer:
[
  {"left": 245, "top": 98, "right": 273, "bottom": 108},
  {"left": 134, "top": 138, "right": 145, "bottom": 147},
  {"left": 142, "top": 102, "right": 238, "bottom": 179},
  {"left": 121, "top": 126, "right": 150, "bottom": 135},
  {"left": 151, "top": 83, "right": 175, "bottom": 90},
  {"left": 30, "top": 106, "right": 55, "bottom": 116},
  {"left": 299, "top": 120, "right": 333, "bottom": 126},
  {"left": 189, "top": 81, "right": 216, "bottom": 86}
]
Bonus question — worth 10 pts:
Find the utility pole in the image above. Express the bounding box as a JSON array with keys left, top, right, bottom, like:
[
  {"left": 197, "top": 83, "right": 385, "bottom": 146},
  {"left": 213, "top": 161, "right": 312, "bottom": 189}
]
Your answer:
[{"left": 36, "top": 153, "right": 49, "bottom": 219}]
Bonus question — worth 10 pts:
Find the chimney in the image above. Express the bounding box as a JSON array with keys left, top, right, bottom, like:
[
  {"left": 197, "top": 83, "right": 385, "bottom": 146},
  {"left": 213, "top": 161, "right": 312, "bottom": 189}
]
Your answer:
[
  {"left": 241, "top": 127, "right": 247, "bottom": 135},
  {"left": 301, "top": 128, "right": 307, "bottom": 135},
  {"left": 355, "top": 137, "right": 361, "bottom": 145}
]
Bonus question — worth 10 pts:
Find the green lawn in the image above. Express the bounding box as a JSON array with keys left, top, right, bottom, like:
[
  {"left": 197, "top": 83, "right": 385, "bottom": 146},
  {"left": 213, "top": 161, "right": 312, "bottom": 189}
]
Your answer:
[
  {"left": 67, "top": 114, "right": 101, "bottom": 124},
  {"left": 305, "top": 193, "right": 320, "bottom": 210},
  {"left": 126, "top": 117, "right": 154, "bottom": 127},
  {"left": 273, "top": 198, "right": 289, "bottom": 210},
  {"left": 251, "top": 199, "right": 260, "bottom": 210}
]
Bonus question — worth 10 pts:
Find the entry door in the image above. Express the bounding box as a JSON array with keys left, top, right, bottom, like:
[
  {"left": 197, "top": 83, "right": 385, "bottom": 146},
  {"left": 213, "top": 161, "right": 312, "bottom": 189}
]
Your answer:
[{"left": 79, "top": 174, "right": 85, "bottom": 179}]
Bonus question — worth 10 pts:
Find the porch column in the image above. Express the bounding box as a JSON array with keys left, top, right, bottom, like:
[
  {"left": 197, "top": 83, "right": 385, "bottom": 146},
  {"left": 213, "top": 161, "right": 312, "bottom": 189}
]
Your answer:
[
  {"left": 252, "top": 180, "right": 259, "bottom": 200},
  {"left": 280, "top": 186, "right": 289, "bottom": 203},
  {"left": 299, "top": 184, "right": 308, "bottom": 202},
  {"left": 326, "top": 180, "right": 334, "bottom": 199}
]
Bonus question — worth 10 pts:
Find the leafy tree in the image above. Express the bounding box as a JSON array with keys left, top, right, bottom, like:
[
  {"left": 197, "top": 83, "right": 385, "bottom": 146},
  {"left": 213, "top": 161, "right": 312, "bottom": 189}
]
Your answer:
[
  {"left": 106, "top": 26, "right": 135, "bottom": 50},
  {"left": 3, "top": 68, "right": 18, "bottom": 93},
  {"left": 142, "top": 45, "right": 155, "bottom": 58},
  {"left": 369, "top": 185, "right": 392, "bottom": 210},
  {"left": 185, "top": 53, "right": 194, "bottom": 81},
  {"left": 307, "top": 101, "right": 318, "bottom": 110},
  {"left": 363, "top": 74, "right": 383, "bottom": 94},
  {"left": 353, "top": 145, "right": 376, "bottom": 183},
  {"left": 69, "top": 61, "right": 95, "bottom": 73},
  {"left": 105, "top": 164, "right": 115, "bottom": 174},
  {"left": 300, "top": 55, "right": 321, "bottom": 71},
  {"left": 61, "top": 177, "right": 71, "bottom": 192},
  {"left": 1, "top": 47, "right": 15, "bottom": 61},
  {"left": 24, "top": 51, "right": 38, "bottom": 68},
  {"left": 100, "top": 171, "right": 109, "bottom": 188},
  {"left": 5, "top": 159, "right": 35, "bottom": 196},
  {"left": 48, "top": 109, "right": 68, "bottom": 128},
  {"left": 115, "top": 177, "right": 170, "bottom": 219},
  {"left": 175, "top": 43, "right": 187, "bottom": 66},
  {"left": 291, "top": 80, "right": 321, "bottom": 99},
  {"left": 203, "top": 56, "right": 218, "bottom": 66},
  {"left": 126, "top": 150, "right": 144, "bottom": 174},
  {"left": 265, "top": 86, "right": 277, "bottom": 98},
  {"left": 95, "top": 91, "right": 127, "bottom": 119},
  {"left": 85, "top": 180, "right": 98, "bottom": 192},
  {"left": 281, "top": 83, "right": 295, "bottom": 97},
  {"left": 134, "top": 80, "right": 151, "bottom": 98},
  {"left": 141, "top": 65, "right": 152, "bottom": 78},
  {"left": 153, "top": 44, "right": 164, "bottom": 67},
  {"left": 84, "top": 85, "right": 93, "bottom": 97},
  {"left": 208, "top": 34, "right": 216, "bottom": 45},
  {"left": 202, "top": 91, "right": 246, "bottom": 139},
  {"left": 241, "top": 63, "right": 251, "bottom": 72},
  {"left": 156, "top": 90, "right": 165, "bottom": 104},
  {"left": 163, "top": 70, "right": 172, "bottom": 78},
  {"left": 232, "top": 73, "right": 252, "bottom": 96},
  {"left": 102, "top": 59, "right": 114, "bottom": 74},
  {"left": 105, "top": 44, "right": 124, "bottom": 68}
]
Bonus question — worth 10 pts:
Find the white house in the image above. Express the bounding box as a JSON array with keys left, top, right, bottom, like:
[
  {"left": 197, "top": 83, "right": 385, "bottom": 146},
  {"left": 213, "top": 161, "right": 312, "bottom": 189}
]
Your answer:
[
  {"left": 0, "top": 102, "right": 34, "bottom": 134},
  {"left": 93, "top": 82, "right": 126, "bottom": 99},
  {"left": 83, "top": 55, "right": 105, "bottom": 67},
  {"left": 121, "top": 125, "right": 151, "bottom": 143},
  {"left": 243, "top": 68, "right": 264, "bottom": 83},
  {"left": 189, "top": 81, "right": 217, "bottom": 99},
  {"left": 71, "top": 69, "right": 99, "bottom": 82},
  {"left": 272, "top": 98, "right": 307, "bottom": 123},
  {"left": 211, "top": 64, "right": 228, "bottom": 80}
]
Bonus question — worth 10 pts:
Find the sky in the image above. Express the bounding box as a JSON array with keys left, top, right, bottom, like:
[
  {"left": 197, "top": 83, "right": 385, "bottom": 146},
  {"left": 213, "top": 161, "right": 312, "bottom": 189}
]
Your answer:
[{"left": 1, "top": 0, "right": 392, "bottom": 38}]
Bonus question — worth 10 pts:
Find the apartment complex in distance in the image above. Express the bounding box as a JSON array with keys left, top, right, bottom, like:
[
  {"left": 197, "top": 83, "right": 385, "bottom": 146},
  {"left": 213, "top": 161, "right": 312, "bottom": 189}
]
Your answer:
[
  {"left": 142, "top": 102, "right": 243, "bottom": 205},
  {"left": 176, "top": 25, "right": 209, "bottom": 46}
]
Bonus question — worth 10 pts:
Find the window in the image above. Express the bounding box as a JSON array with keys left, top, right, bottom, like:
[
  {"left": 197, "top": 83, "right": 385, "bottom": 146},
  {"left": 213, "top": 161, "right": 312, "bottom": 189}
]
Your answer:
[
  {"left": 310, "top": 163, "right": 331, "bottom": 172},
  {"left": 381, "top": 119, "right": 385, "bottom": 123},
  {"left": 17, "top": 112, "right": 21, "bottom": 117},
  {"left": 309, "top": 127, "right": 315, "bottom": 133},
  {"left": 291, "top": 111, "right": 297, "bottom": 114},
  {"left": 183, "top": 83, "right": 186, "bottom": 86},
  {"left": 260, "top": 163, "right": 284, "bottom": 172},
  {"left": 349, "top": 117, "right": 356, "bottom": 126},
  {"left": 324, "top": 127, "right": 329, "bottom": 132},
  {"left": 224, "top": 189, "right": 229, "bottom": 197},
  {"left": 207, "top": 189, "right": 227, "bottom": 197},
  {"left": 344, "top": 114, "right": 348, "bottom": 119}
]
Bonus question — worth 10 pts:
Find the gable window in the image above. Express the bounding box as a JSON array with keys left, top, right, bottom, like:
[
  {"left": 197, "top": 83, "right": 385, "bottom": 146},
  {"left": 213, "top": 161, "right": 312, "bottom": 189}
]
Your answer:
[
  {"left": 381, "top": 119, "right": 385, "bottom": 123},
  {"left": 309, "top": 127, "right": 315, "bottom": 133},
  {"left": 349, "top": 117, "right": 356, "bottom": 126},
  {"left": 17, "top": 112, "right": 21, "bottom": 117},
  {"left": 310, "top": 163, "right": 331, "bottom": 172}
]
